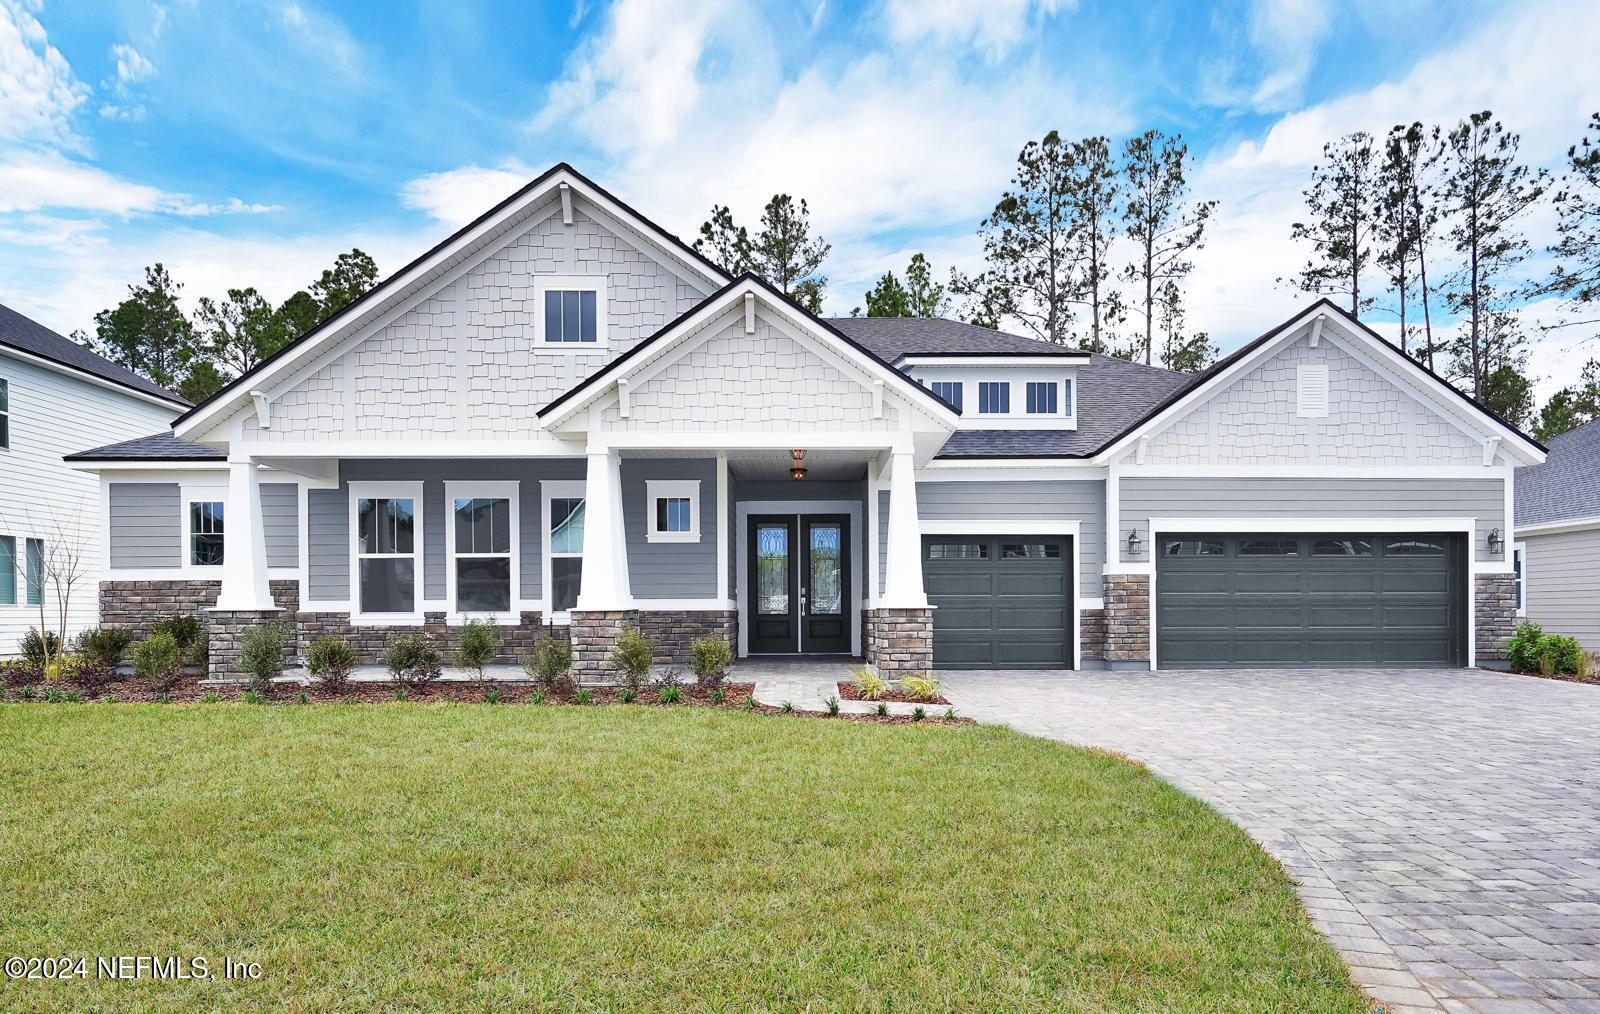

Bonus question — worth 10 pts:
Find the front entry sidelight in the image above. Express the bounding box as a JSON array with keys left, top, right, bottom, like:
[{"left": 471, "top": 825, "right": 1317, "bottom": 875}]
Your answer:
[{"left": 747, "top": 514, "right": 852, "bottom": 654}]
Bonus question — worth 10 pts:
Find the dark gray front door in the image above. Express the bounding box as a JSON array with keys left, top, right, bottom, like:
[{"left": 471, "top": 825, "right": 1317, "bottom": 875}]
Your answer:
[
  {"left": 1156, "top": 533, "right": 1466, "bottom": 668},
  {"left": 922, "top": 535, "right": 1072, "bottom": 669}
]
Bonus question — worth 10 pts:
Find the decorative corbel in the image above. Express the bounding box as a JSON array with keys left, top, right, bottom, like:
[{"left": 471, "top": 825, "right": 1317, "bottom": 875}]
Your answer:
[
  {"left": 249, "top": 390, "right": 272, "bottom": 429},
  {"left": 559, "top": 182, "right": 573, "bottom": 226},
  {"left": 744, "top": 291, "right": 756, "bottom": 334},
  {"left": 1135, "top": 433, "right": 1150, "bottom": 465},
  {"left": 617, "top": 378, "right": 631, "bottom": 419},
  {"left": 1482, "top": 435, "right": 1501, "bottom": 466},
  {"left": 1309, "top": 315, "right": 1324, "bottom": 348}
]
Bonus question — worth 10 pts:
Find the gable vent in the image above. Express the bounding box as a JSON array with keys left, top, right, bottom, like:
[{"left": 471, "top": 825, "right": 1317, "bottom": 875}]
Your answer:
[{"left": 1296, "top": 364, "right": 1329, "bottom": 418}]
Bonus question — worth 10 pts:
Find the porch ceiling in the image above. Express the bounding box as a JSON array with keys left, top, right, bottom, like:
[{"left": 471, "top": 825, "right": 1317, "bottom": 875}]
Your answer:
[{"left": 725, "top": 450, "right": 869, "bottom": 482}]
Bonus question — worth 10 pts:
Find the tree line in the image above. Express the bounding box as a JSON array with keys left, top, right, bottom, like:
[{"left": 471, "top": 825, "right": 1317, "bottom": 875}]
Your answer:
[
  {"left": 80, "top": 250, "right": 380, "bottom": 403},
  {"left": 1283, "top": 110, "right": 1600, "bottom": 441}
]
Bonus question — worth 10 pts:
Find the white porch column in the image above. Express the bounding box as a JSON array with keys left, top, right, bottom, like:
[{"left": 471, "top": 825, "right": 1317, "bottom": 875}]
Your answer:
[
  {"left": 879, "top": 450, "right": 927, "bottom": 608},
  {"left": 574, "top": 449, "right": 632, "bottom": 610},
  {"left": 213, "top": 456, "right": 277, "bottom": 611}
]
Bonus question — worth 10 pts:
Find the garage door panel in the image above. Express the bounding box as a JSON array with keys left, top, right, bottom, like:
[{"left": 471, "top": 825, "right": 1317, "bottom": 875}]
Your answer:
[
  {"left": 1157, "top": 531, "right": 1463, "bottom": 668},
  {"left": 924, "top": 535, "right": 1071, "bottom": 670}
]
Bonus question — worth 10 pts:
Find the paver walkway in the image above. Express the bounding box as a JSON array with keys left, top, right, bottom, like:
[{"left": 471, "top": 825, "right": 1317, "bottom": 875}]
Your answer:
[{"left": 940, "top": 668, "right": 1600, "bottom": 1013}]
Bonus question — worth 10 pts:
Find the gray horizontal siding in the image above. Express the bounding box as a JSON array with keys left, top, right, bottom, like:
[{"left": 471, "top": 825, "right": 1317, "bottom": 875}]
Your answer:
[
  {"left": 623, "top": 458, "right": 717, "bottom": 599},
  {"left": 261, "top": 483, "right": 298, "bottom": 570},
  {"left": 1118, "top": 476, "right": 1506, "bottom": 565},
  {"left": 1522, "top": 529, "right": 1600, "bottom": 646},
  {"left": 916, "top": 480, "right": 1105, "bottom": 599},
  {"left": 109, "top": 482, "right": 181, "bottom": 569},
  {"left": 307, "top": 458, "right": 587, "bottom": 606}
]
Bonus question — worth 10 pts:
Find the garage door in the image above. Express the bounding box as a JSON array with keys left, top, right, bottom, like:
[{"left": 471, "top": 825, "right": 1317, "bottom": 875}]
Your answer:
[
  {"left": 1156, "top": 533, "right": 1466, "bottom": 668},
  {"left": 922, "top": 535, "right": 1072, "bottom": 669}
]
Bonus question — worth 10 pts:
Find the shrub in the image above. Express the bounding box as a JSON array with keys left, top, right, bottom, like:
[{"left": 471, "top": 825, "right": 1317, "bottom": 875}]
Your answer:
[
  {"left": 239, "top": 624, "right": 289, "bottom": 693},
  {"left": 1534, "top": 633, "right": 1583, "bottom": 676},
  {"left": 306, "top": 636, "right": 358, "bottom": 693},
  {"left": 711, "top": 687, "right": 726, "bottom": 706},
  {"left": 483, "top": 689, "right": 501, "bottom": 705},
  {"left": 20, "top": 628, "right": 60, "bottom": 667},
  {"left": 74, "top": 660, "right": 117, "bottom": 696},
  {"left": 689, "top": 635, "right": 734, "bottom": 689},
  {"left": 18, "top": 685, "right": 35, "bottom": 700},
  {"left": 75, "top": 626, "right": 133, "bottom": 668},
  {"left": 610, "top": 627, "right": 653, "bottom": 693},
  {"left": 531, "top": 690, "right": 546, "bottom": 705},
  {"left": 875, "top": 701, "right": 888, "bottom": 717},
  {"left": 620, "top": 688, "right": 637, "bottom": 704},
  {"left": 384, "top": 631, "right": 442, "bottom": 690},
  {"left": 132, "top": 632, "right": 185, "bottom": 692},
  {"left": 1506, "top": 620, "right": 1544, "bottom": 673},
  {"left": 454, "top": 620, "right": 500, "bottom": 688},
  {"left": 911, "top": 706, "right": 926, "bottom": 722},
  {"left": 575, "top": 687, "right": 591, "bottom": 704},
  {"left": 153, "top": 614, "right": 208, "bottom": 667},
  {"left": 524, "top": 634, "right": 574, "bottom": 696},
  {"left": 849, "top": 664, "right": 888, "bottom": 700},
  {"left": 243, "top": 690, "right": 265, "bottom": 705},
  {"left": 826, "top": 695, "right": 840, "bottom": 716},
  {"left": 901, "top": 673, "right": 941, "bottom": 702},
  {"left": 659, "top": 685, "right": 683, "bottom": 704},
  {"left": 0, "top": 659, "right": 43, "bottom": 687}
]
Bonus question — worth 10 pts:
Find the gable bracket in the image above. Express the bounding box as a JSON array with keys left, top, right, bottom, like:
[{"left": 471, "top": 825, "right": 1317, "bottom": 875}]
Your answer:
[
  {"left": 1482, "top": 435, "right": 1501, "bottom": 466},
  {"left": 1309, "top": 315, "right": 1324, "bottom": 348},
  {"left": 617, "top": 378, "right": 631, "bottom": 419},
  {"left": 559, "top": 183, "right": 573, "bottom": 226},
  {"left": 872, "top": 379, "right": 884, "bottom": 419},
  {"left": 744, "top": 292, "right": 756, "bottom": 334},
  {"left": 249, "top": 390, "right": 273, "bottom": 429},
  {"left": 1135, "top": 434, "right": 1149, "bottom": 465}
]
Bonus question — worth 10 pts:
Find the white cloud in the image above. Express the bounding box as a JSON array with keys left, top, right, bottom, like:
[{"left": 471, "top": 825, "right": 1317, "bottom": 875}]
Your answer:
[
  {"left": 0, "top": 151, "right": 279, "bottom": 216},
  {"left": 0, "top": 0, "right": 89, "bottom": 144},
  {"left": 882, "top": 0, "right": 1071, "bottom": 61},
  {"left": 399, "top": 161, "right": 535, "bottom": 227},
  {"left": 109, "top": 42, "right": 154, "bottom": 88}
]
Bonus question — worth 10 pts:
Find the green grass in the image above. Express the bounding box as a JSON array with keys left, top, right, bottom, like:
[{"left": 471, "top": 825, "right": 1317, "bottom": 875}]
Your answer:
[{"left": 0, "top": 704, "right": 1364, "bottom": 1011}]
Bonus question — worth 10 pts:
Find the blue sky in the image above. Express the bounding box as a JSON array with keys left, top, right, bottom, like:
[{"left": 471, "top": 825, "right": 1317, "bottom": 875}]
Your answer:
[{"left": 1, "top": 0, "right": 1596, "bottom": 397}]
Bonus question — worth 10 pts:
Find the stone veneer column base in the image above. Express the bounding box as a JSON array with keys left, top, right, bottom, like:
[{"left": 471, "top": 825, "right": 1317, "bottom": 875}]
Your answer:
[
  {"left": 1103, "top": 574, "right": 1151, "bottom": 665},
  {"left": 1474, "top": 572, "right": 1515, "bottom": 664},
  {"left": 569, "top": 610, "right": 638, "bottom": 683},
  {"left": 207, "top": 609, "right": 288, "bottom": 680},
  {"left": 864, "top": 607, "right": 933, "bottom": 675},
  {"left": 636, "top": 610, "right": 737, "bottom": 666},
  {"left": 1079, "top": 607, "right": 1107, "bottom": 663}
]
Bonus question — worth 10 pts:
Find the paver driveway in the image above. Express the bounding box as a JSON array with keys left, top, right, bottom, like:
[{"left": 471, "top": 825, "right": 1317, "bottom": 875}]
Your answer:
[{"left": 940, "top": 668, "right": 1600, "bottom": 1012}]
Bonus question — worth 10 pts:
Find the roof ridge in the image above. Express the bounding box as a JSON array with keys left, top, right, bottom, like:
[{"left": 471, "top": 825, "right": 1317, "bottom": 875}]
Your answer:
[{"left": 0, "top": 301, "right": 187, "bottom": 405}]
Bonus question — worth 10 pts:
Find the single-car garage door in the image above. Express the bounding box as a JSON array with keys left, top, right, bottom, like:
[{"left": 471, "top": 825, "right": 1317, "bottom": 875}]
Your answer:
[
  {"left": 922, "top": 535, "right": 1072, "bottom": 669},
  {"left": 1156, "top": 533, "right": 1466, "bottom": 668}
]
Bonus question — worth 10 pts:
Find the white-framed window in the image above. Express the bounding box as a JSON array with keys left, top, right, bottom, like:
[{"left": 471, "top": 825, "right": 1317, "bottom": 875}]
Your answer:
[
  {"left": 533, "top": 275, "right": 608, "bottom": 351},
  {"left": 1513, "top": 541, "right": 1526, "bottom": 615},
  {"left": 1025, "top": 381, "right": 1058, "bottom": 415},
  {"left": 931, "top": 380, "right": 963, "bottom": 412},
  {"left": 446, "top": 481, "right": 518, "bottom": 617},
  {"left": 978, "top": 381, "right": 1010, "bottom": 414},
  {"left": 646, "top": 479, "right": 701, "bottom": 543},
  {"left": 0, "top": 378, "right": 10, "bottom": 450},
  {"left": 541, "top": 480, "right": 586, "bottom": 617},
  {"left": 350, "top": 482, "right": 422, "bottom": 618},
  {"left": 188, "top": 500, "right": 225, "bottom": 566},
  {"left": 0, "top": 535, "right": 14, "bottom": 605},
  {"left": 24, "top": 537, "right": 41, "bottom": 606}
]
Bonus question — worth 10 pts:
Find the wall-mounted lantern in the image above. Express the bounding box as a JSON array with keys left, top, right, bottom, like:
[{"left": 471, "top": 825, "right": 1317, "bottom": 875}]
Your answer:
[
  {"left": 1127, "top": 529, "right": 1143, "bottom": 557},
  {"left": 1487, "top": 527, "right": 1504, "bottom": 555}
]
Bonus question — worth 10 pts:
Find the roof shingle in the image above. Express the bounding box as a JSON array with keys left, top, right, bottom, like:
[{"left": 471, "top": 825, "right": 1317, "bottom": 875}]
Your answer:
[
  {"left": 1515, "top": 418, "right": 1600, "bottom": 527},
  {"left": 65, "top": 431, "right": 223, "bottom": 461},
  {"left": 0, "top": 302, "right": 186, "bottom": 404}
]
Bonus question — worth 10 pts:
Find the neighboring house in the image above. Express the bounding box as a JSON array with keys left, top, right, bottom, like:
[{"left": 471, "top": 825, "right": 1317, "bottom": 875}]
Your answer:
[
  {"left": 65, "top": 164, "right": 1544, "bottom": 678},
  {"left": 1513, "top": 418, "right": 1600, "bottom": 647},
  {"left": 0, "top": 302, "right": 187, "bottom": 656}
]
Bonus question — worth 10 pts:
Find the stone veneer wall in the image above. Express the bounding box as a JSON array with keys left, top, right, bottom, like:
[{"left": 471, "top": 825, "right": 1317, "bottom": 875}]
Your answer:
[
  {"left": 864, "top": 607, "right": 933, "bottom": 675},
  {"left": 637, "top": 610, "right": 737, "bottom": 667},
  {"left": 1475, "top": 573, "right": 1515, "bottom": 664},
  {"left": 100, "top": 579, "right": 298, "bottom": 641},
  {"left": 1103, "top": 575, "right": 1150, "bottom": 664},
  {"left": 1079, "top": 607, "right": 1106, "bottom": 661},
  {"left": 569, "top": 610, "right": 636, "bottom": 682},
  {"left": 296, "top": 610, "right": 550, "bottom": 666}
]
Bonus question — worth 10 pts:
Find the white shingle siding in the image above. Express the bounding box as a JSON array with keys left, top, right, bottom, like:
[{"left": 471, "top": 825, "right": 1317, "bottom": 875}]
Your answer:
[
  {"left": 242, "top": 203, "right": 708, "bottom": 444},
  {"left": 606, "top": 312, "right": 900, "bottom": 432},
  {"left": 1145, "top": 332, "right": 1483, "bottom": 465},
  {"left": 0, "top": 352, "right": 179, "bottom": 653}
]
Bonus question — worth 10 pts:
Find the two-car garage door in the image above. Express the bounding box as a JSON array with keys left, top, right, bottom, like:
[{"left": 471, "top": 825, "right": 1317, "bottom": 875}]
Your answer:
[{"left": 1156, "top": 533, "right": 1466, "bottom": 668}]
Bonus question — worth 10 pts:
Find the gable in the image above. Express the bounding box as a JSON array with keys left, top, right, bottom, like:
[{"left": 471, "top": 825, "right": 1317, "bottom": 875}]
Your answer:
[
  {"left": 599, "top": 303, "right": 902, "bottom": 432},
  {"left": 1141, "top": 320, "right": 1487, "bottom": 467}
]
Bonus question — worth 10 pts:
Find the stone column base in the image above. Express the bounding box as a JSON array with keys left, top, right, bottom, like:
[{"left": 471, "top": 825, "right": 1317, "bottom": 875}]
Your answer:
[
  {"left": 1104, "top": 574, "right": 1151, "bottom": 664},
  {"left": 864, "top": 607, "right": 933, "bottom": 675},
  {"left": 1079, "top": 607, "right": 1107, "bottom": 662},
  {"left": 1475, "top": 572, "right": 1515, "bottom": 663},
  {"left": 569, "top": 610, "right": 638, "bottom": 683},
  {"left": 208, "top": 609, "right": 287, "bottom": 680}
]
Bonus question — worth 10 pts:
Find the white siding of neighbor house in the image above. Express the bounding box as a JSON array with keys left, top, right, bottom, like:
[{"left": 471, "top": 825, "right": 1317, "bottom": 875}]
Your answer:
[
  {"left": 1520, "top": 529, "right": 1600, "bottom": 647},
  {"left": 1143, "top": 325, "right": 1486, "bottom": 467},
  {"left": 602, "top": 307, "right": 900, "bottom": 432},
  {"left": 0, "top": 352, "right": 180, "bottom": 654},
  {"left": 1116, "top": 476, "right": 1506, "bottom": 565},
  {"left": 240, "top": 201, "right": 709, "bottom": 446}
]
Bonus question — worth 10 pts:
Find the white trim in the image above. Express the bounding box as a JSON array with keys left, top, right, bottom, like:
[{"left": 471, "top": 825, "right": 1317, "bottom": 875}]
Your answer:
[
  {"left": 181, "top": 485, "right": 227, "bottom": 576},
  {"left": 644, "top": 479, "right": 701, "bottom": 543},
  {"left": 918, "top": 461, "right": 1105, "bottom": 478},
  {"left": 73, "top": 459, "right": 227, "bottom": 472},
  {"left": 715, "top": 454, "right": 729, "bottom": 601},
  {"left": 348, "top": 480, "right": 424, "bottom": 622},
  {"left": 634, "top": 597, "right": 737, "bottom": 611},
  {"left": 1515, "top": 515, "right": 1600, "bottom": 537},
  {"left": 532, "top": 274, "right": 611, "bottom": 352},
  {"left": 589, "top": 431, "right": 913, "bottom": 453},
  {"left": 1140, "top": 515, "right": 1482, "bottom": 670},
  {"left": 443, "top": 480, "right": 521, "bottom": 623},
  {"left": 540, "top": 479, "right": 586, "bottom": 620},
  {"left": 897, "top": 354, "right": 1089, "bottom": 367},
  {"left": 1513, "top": 540, "right": 1527, "bottom": 617},
  {"left": 1118, "top": 464, "right": 1518, "bottom": 478},
  {"left": 921, "top": 520, "right": 1082, "bottom": 670},
  {"left": 735, "top": 499, "right": 864, "bottom": 658}
]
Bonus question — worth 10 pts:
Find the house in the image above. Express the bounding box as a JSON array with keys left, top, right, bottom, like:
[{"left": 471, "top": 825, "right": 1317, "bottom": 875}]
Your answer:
[
  {"left": 65, "top": 164, "right": 1544, "bottom": 679},
  {"left": 1513, "top": 418, "right": 1600, "bottom": 648},
  {"left": 0, "top": 302, "right": 187, "bottom": 655}
]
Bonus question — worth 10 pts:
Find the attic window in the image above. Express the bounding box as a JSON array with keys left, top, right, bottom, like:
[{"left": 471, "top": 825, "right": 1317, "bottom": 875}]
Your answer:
[{"left": 1296, "top": 365, "right": 1329, "bottom": 418}]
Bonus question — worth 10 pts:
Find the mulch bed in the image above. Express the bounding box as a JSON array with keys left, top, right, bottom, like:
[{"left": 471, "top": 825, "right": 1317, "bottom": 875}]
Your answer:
[
  {"left": 0, "top": 676, "right": 969, "bottom": 725},
  {"left": 836, "top": 681, "right": 950, "bottom": 706},
  {"left": 1501, "top": 668, "right": 1599, "bottom": 686}
]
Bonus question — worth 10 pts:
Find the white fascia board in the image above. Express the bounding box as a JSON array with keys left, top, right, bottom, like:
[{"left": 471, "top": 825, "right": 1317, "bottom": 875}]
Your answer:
[
  {"left": 1514, "top": 515, "right": 1600, "bottom": 537},
  {"left": 71, "top": 460, "right": 227, "bottom": 474},
  {"left": 898, "top": 355, "right": 1089, "bottom": 368},
  {"left": 916, "top": 463, "right": 1106, "bottom": 482}
]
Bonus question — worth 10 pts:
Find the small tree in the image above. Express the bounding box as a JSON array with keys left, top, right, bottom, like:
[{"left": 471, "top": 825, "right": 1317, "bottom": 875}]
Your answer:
[
  {"left": 306, "top": 635, "right": 357, "bottom": 694},
  {"left": 239, "top": 624, "right": 289, "bottom": 694},
  {"left": 610, "top": 627, "right": 653, "bottom": 694},
  {"left": 453, "top": 619, "right": 500, "bottom": 692}
]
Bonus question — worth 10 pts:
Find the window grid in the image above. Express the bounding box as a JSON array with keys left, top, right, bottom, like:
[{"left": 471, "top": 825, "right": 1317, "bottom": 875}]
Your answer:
[
  {"left": 543, "top": 289, "right": 599, "bottom": 343},
  {"left": 189, "top": 500, "right": 225, "bottom": 566},
  {"left": 977, "top": 381, "right": 1010, "bottom": 414},
  {"left": 931, "top": 381, "right": 963, "bottom": 412},
  {"left": 1025, "top": 382, "right": 1058, "bottom": 415},
  {"left": 656, "top": 497, "right": 691, "bottom": 533},
  {"left": 453, "top": 496, "right": 512, "bottom": 613}
]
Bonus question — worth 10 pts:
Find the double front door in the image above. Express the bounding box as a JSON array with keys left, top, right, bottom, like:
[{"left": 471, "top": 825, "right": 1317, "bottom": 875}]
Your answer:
[{"left": 748, "top": 515, "right": 851, "bottom": 654}]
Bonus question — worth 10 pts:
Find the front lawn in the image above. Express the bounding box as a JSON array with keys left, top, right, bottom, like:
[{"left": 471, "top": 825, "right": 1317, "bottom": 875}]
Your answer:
[{"left": 0, "top": 704, "right": 1363, "bottom": 1011}]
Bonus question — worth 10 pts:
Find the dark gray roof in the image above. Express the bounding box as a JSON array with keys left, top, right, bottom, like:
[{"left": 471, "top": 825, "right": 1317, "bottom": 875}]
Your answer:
[
  {"left": 1516, "top": 419, "right": 1600, "bottom": 526},
  {"left": 933, "top": 354, "right": 1196, "bottom": 458},
  {"left": 0, "top": 302, "right": 186, "bottom": 404},
  {"left": 65, "top": 431, "right": 223, "bottom": 461},
  {"left": 824, "top": 316, "right": 1085, "bottom": 359}
]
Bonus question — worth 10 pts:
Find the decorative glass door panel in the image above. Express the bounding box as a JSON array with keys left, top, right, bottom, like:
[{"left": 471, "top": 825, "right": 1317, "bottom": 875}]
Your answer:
[{"left": 800, "top": 516, "right": 850, "bottom": 654}]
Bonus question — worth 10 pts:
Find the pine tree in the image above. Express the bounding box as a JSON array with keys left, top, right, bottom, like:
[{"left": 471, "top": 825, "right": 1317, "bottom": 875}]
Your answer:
[
  {"left": 902, "top": 253, "right": 947, "bottom": 318},
  {"left": 1541, "top": 112, "right": 1600, "bottom": 334},
  {"left": 693, "top": 204, "right": 752, "bottom": 275},
  {"left": 751, "top": 195, "right": 830, "bottom": 312},
  {"left": 1154, "top": 280, "right": 1218, "bottom": 373},
  {"left": 195, "top": 287, "right": 283, "bottom": 377},
  {"left": 1285, "top": 132, "right": 1379, "bottom": 316},
  {"left": 1121, "top": 130, "right": 1215, "bottom": 364},
  {"left": 1066, "top": 136, "right": 1122, "bottom": 353},
  {"left": 88, "top": 264, "right": 198, "bottom": 390},
  {"left": 1532, "top": 360, "right": 1600, "bottom": 441},
  {"left": 863, "top": 272, "right": 911, "bottom": 317},
  {"left": 1378, "top": 123, "right": 1443, "bottom": 368},
  {"left": 311, "top": 249, "right": 380, "bottom": 319}
]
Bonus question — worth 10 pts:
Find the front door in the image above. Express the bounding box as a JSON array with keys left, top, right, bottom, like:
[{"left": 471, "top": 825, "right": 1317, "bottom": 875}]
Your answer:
[{"left": 747, "top": 514, "right": 852, "bottom": 654}]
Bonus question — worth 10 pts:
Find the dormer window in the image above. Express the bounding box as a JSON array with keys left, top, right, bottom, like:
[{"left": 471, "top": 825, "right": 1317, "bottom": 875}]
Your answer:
[
  {"left": 535, "top": 276, "right": 609, "bottom": 351},
  {"left": 931, "top": 381, "right": 963, "bottom": 411},
  {"left": 1026, "top": 381, "right": 1058, "bottom": 415},
  {"left": 899, "top": 355, "right": 1082, "bottom": 431},
  {"left": 978, "top": 382, "right": 1010, "bottom": 414}
]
